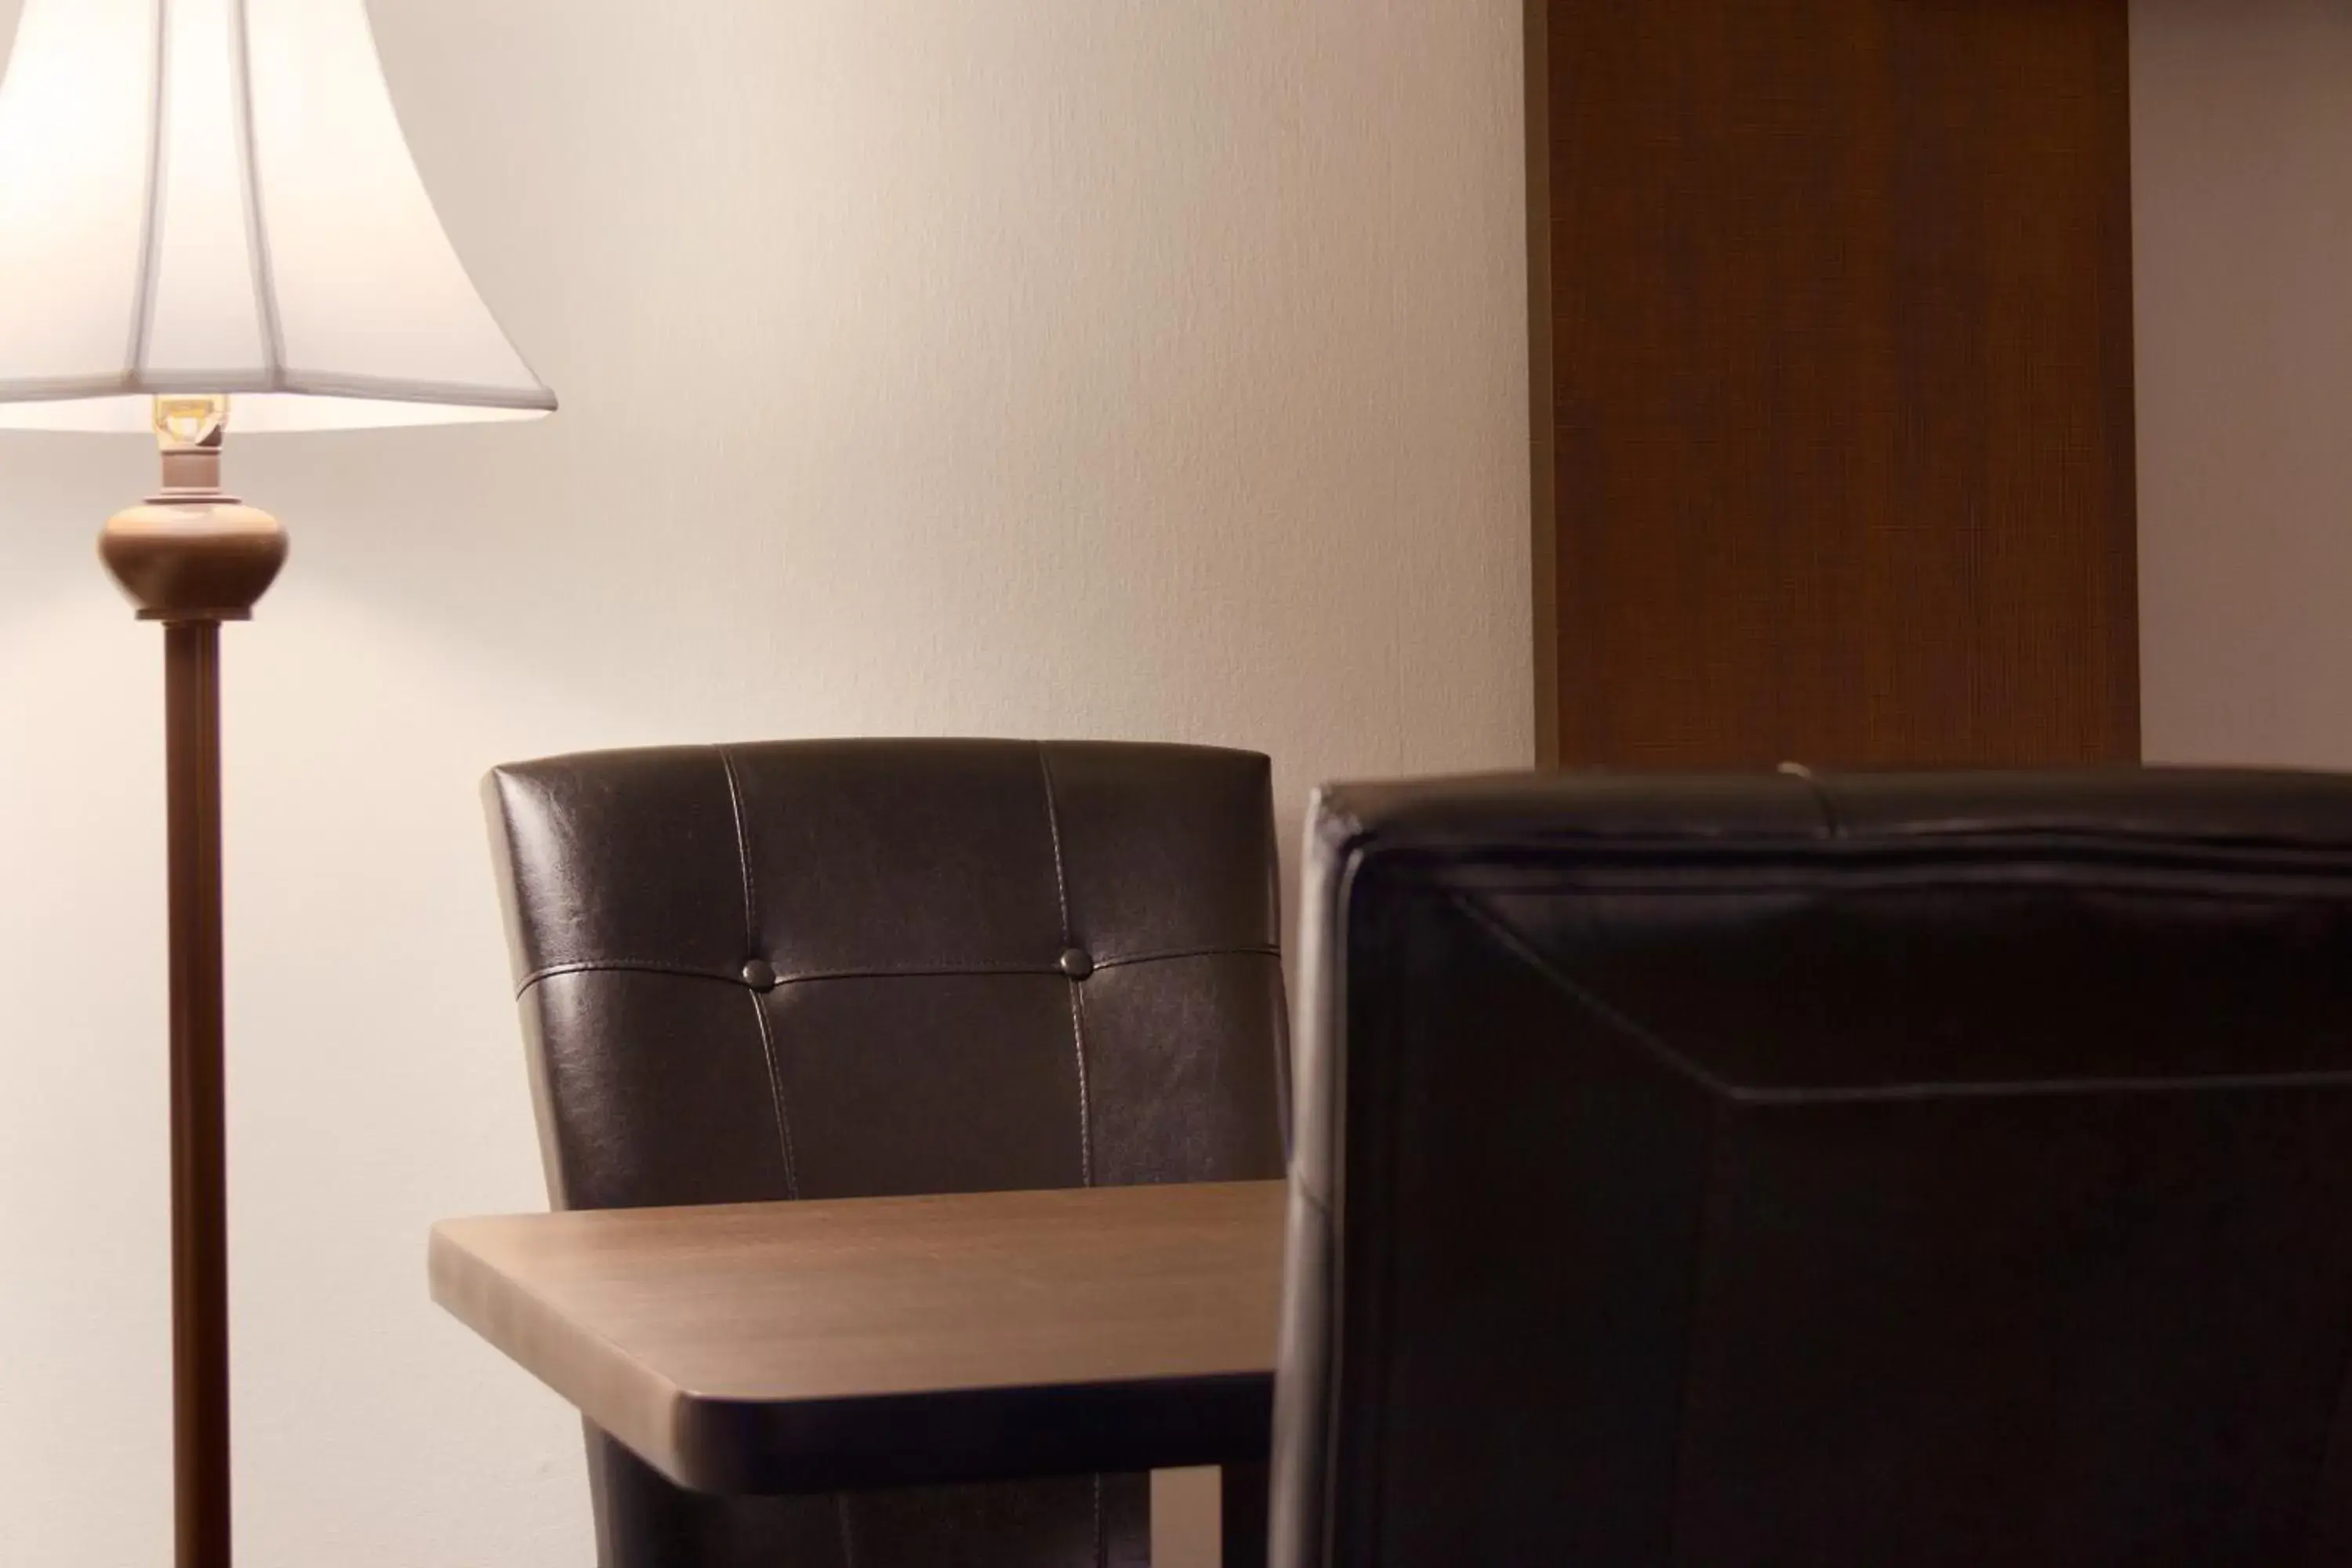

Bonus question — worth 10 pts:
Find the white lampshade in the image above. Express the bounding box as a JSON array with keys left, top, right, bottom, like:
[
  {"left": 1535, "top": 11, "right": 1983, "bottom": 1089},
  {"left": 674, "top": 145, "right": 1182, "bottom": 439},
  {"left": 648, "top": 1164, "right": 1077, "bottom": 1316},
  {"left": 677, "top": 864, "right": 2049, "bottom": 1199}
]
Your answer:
[{"left": 0, "top": 0, "right": 554, "bottom": 434}]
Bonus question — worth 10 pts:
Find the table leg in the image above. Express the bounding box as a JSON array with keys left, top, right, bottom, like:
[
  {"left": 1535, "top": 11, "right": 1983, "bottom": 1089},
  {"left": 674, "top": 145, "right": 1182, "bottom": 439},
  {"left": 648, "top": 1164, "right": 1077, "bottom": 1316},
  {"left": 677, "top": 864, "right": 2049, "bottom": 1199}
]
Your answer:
[{"left": 1221, "top": 1461, "right": 1269, "bottom": 1568}]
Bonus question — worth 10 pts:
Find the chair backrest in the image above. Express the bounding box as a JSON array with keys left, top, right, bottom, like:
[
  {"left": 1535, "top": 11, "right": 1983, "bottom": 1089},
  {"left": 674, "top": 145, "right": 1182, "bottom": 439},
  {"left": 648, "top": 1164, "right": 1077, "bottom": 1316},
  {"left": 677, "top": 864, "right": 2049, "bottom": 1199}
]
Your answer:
[
  {"left": 1272, "top": 768, "right": 2352, "bottom": 1568},
  {"left": 485, "top": 737, "right": 1287, "bottom": 1568}
]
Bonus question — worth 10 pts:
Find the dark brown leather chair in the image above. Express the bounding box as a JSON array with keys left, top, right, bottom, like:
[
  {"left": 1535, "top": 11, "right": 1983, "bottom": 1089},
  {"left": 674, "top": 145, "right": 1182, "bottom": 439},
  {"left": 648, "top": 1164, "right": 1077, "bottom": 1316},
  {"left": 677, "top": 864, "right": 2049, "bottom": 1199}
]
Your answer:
[
  {"left": 1273, "top": 768, "right": 2352, "bottom": 1567},
  {"left": 485, "top": 739, "right": 1287, "bottom": 1568}
]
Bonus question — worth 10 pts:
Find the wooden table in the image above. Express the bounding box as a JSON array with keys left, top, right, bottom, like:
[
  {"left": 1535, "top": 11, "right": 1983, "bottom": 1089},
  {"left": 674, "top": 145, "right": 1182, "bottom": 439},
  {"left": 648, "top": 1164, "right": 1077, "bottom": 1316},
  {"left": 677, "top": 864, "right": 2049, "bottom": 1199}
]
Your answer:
[{"left": 430, "top": 1178, "right": 1287, "bottom": 1561}]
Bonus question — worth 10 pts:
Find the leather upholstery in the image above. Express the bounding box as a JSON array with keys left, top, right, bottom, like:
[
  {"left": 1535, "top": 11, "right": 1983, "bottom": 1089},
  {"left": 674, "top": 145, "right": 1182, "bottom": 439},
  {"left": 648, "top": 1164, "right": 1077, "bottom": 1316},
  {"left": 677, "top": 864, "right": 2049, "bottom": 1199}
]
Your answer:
[
  {"left": 1273, "top": 767, "right": 2352, "bottom": 1567},
  {"left": 485, "top": 739, "right": 1287, "bottom": 1568}
]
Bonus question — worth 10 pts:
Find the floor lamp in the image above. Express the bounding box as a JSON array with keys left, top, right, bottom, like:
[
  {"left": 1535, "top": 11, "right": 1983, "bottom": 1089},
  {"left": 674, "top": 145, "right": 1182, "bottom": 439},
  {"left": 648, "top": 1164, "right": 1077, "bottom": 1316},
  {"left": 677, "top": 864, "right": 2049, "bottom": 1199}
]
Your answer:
[{"left": 0, "top": 4, "right": 554, "bottom": 1564}]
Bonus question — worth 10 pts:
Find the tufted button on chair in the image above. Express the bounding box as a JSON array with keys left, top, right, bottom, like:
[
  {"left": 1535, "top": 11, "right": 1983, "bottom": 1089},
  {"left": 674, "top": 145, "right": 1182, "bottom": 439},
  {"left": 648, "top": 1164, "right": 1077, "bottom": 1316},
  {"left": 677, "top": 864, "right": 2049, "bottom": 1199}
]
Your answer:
[{"left": 485, "top": 739, "right": 1288, "bottom": 1568}]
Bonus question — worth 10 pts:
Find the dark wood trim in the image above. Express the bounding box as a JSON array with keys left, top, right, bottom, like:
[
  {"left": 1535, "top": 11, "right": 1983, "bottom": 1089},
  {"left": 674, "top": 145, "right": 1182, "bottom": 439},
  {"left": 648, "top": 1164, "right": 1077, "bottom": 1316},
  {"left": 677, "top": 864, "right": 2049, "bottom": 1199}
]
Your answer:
[
  {"left": 1531, "top": 0, "right": 2139, "bottom": 768},
  {"left": 1526, "top": 0, "right": 1559, "bottom": 767}
]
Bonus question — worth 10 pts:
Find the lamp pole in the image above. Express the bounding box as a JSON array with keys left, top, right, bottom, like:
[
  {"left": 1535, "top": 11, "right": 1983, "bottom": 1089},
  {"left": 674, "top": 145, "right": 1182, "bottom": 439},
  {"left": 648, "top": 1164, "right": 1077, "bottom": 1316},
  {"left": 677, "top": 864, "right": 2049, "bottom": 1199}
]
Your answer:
[
  {"left": 100, "top": 395, "right": 285, "bottom": 1568},
  {"left": 0, "top": 3, "right": 556, "bottom": 1545}
]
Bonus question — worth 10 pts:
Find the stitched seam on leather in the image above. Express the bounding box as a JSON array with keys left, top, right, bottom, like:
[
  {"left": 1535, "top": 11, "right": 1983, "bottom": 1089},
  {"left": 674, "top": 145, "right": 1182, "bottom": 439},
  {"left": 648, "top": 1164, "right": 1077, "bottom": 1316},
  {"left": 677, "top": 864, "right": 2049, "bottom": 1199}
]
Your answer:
[
  {"left": 1451, "top": 889, "right": 2352, "bottom": 1105},
  {"left": 516, "top": 947, "right": 1278, "bottom": 994},
  {"left": 514, "top": 957, "right": 1091, "bottom": 996},
  {"left": 1070, "top": 982, "right": 1097, "bottom": 1187},
  {"left": 1092, "top": 942, "right": 1281, "bottom": 970},
  {"left": 1040, "top": 746, "right": 1097, "bottom": 1187},
  {"left": 756, "top": 960, "right": 1067, "bottom": 984},
  {"left": 716, "top": 746, "right": 802, "bottom": 1202},
  {"left": 513, "top": 957, "right": 745, "bottom": 996},
  {"left": 746, "top": 989, "right": 801, "bottom": 1200},
  {"left": 1091, "top": 1472, "right": 1105, "bottom": 1568},
  {"left": 715, "top": 744, "right": 761, "bottom": 955},
  {"left": 834, "top": 1494, "right": 857, "bottom": 1568},
  {"left": 1420, "top": 866, "right": 2352, "bottom": 900},
  {"left": 1374, "top": 841, "right": 2352, "bottom": 892},
  {"left": 1040, "top": 745, "right": 1076, "bottom": 937}
]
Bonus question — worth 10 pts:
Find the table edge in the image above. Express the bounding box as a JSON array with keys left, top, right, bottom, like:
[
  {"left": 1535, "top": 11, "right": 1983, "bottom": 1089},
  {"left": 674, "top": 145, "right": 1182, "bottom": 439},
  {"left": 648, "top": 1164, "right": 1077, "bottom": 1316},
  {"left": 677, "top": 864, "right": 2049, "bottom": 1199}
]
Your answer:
[
  {"left": 430, "top": 1221, "right": 695, "bottom": 1481},
  {"left": 426, "top": 1182, "right": 1285, "bottom": 1494}
]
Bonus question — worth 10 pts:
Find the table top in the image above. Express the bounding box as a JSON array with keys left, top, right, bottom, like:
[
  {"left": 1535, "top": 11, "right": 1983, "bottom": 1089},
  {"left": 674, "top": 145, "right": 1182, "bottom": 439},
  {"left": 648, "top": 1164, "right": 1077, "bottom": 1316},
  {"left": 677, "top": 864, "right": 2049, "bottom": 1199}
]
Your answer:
[{"left": 429, "top": 1178, "right": 1287, "bottom": 1495}]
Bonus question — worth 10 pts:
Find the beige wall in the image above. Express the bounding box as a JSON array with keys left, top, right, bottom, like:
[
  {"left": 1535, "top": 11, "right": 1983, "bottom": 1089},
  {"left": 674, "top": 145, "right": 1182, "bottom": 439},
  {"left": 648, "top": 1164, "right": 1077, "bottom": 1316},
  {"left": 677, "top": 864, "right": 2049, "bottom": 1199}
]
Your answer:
[
  {"left": 0, "top": 4, "right": 1531, "bottom": 1564},
  {"left": 2135, "top": 0, "right": 2352, "bottom": 765}
]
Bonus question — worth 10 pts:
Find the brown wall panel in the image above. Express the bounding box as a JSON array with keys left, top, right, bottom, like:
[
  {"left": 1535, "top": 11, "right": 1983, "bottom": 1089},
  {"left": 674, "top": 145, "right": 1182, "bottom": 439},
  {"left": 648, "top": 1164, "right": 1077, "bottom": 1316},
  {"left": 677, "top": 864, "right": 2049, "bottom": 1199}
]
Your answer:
[{"left": 1537, "top": 0, "right": 2138, "bottom": 767}]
